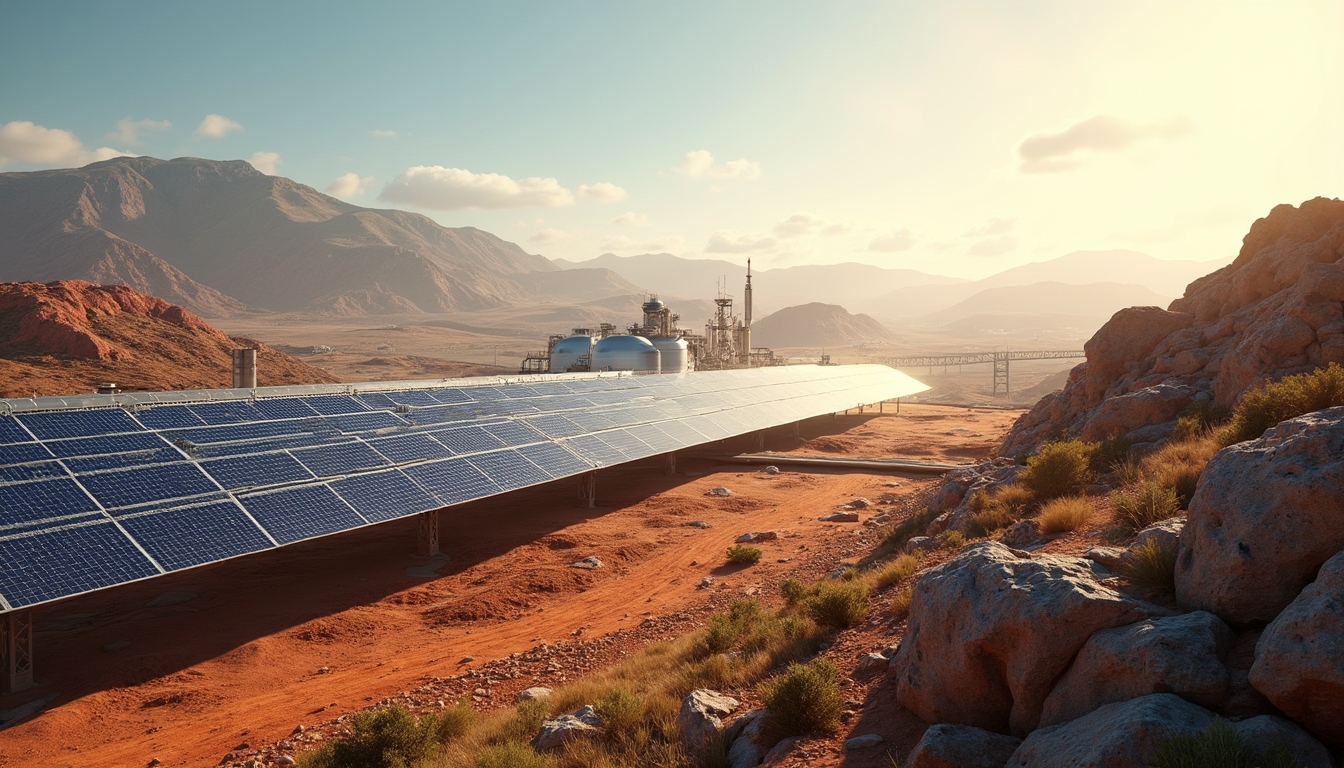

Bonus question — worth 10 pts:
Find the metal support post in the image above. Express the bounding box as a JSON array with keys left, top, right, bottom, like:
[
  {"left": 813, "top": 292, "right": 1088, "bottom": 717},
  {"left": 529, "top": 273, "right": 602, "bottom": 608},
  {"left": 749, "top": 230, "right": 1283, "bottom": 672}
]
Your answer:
[
  {"left": 792, "top": 421, "right": 801, "bottom": 438},
  {"left": 879, "top": 400, "right": 884, "bottom": 414},
  {"left": 2, "top": 608, "right": 34, "bottom": 693},
  {"left": 754, "top": 431, "right": 765, "bottom": 451},
  {"left": 417, "top": 511, "right": 440, "bottom": 557},
  {"left": 577, "top": 471, "right": 596, "bottom": 509},
  {"left": 993, "top": 351, "right": 1010, "bottom": 397},
  {"left": 664, "top": 451, "right": 677, "bottom": 475}
]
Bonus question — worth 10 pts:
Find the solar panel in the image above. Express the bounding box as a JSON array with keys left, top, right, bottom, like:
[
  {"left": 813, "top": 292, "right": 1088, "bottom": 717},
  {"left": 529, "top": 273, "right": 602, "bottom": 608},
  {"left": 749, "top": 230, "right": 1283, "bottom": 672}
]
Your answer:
[{"left": 0, "top": 365, "right": 928, "bottom": 610}]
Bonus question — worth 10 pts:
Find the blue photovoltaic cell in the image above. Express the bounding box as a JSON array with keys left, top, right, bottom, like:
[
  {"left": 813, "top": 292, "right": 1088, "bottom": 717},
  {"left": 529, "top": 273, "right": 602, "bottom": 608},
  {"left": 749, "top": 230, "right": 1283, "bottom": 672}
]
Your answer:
[
  {"left": 0, "top": 478, "right": 100, "bottom": 526},
  {"left": 331, "top": 470, "right": 438, "bottom": 522},
  {"left": 560, "top": 434, "right": 627, "bottom": 467},
  {"left": 191, "top": 433, "right": 332, "bottom": 458},
  {"left": 516, "top": 442, "right": 593, "bottom": 478},
  {"left": 201, "top": 453, "right": 315, "bottom": 490},
  {"left": 120, "top": 501, "right": 274, "bottom": 571},
  {"left": 64, "top": 448, "right": 183, "bottom": 473},
  {"left": 241, "top": 484, "right": 366, "bottom": 545},
  {"left": 433, "top": 426, "right": 505, "bottom": 455},
  {"left": 377, "top": 390, "right": 440, "bottom": 407},
  {"left": 429, "top": 388, "right": 474, "bottom": 404},
  {"left": 133, "top": 405, "right": 206, "bottom": 430},
  {"left": 0, "top": 416, "right": 33, "bottom": 444},
  {"left": 252, "top": 398, "right": 320, "bottom": 420},
  {"left": 323, "top": 411, "right": 406, "bottom": 433},
  {"left": 595, "top": 429, "right": 656, "bottom": 461},
  {"left": 300, "top": 395, "right": 370, "bottom": 416},
  {"left": 526, "top": 414, "right": 586, "bottom": 439},
  {"left": 356, "top": 392, "right": 399, "bottom": 409},
  {"left": 0, "top": 461, "right": 69, "bottom": 484},
  {"left": 367, "top": 433, "right": 453, "bottom": 464},
  {"left": 403, "top": 458, "right": 499, "bottom": 505},
  {"left": 482, "top": 420, "right": 544, "bottom": 447},
  {"left": 0, "top": 521, "right": 161, "bottom": 608},
  {"left": 651, "top": 419, "right": 707, "bottom": 446},
  {"left": 166, "top": 420, "right": 306, "bottom": 446},
  {"left": 291, "top": 441, "right": 389, "bottom": 478},
  {"left": 0, "top": 442, "right": 52, "bottom": 464},
  {"left": 625, "top": 424, "right": 681, "bottom": 453},
  {"left": 465, "top": 386, "right": 508, "bottom": 401},
  {"left": 78, "top": 462, "right": 220, "bottom": 509},
  {"left": 19, "top": 408, "right": 142, "bottom": 440},
  {"left": 190, "top": 401, "right": 260, "bottom": 425},
  {"left": 467, "top": 449, "right": 549, "bottom": 491},
  {"left": 46, "top": 432, "right": 174, "bottom": 459}
]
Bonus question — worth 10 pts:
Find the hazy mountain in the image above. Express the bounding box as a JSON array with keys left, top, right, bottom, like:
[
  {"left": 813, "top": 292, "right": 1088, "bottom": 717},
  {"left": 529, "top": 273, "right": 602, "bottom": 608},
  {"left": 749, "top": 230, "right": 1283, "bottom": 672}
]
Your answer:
[
  {"left": 0, "top": 156, "right": 559, "bottom": 316},
  {"left": 750, "top": 302, "right": 892, "bottom": 348},
  {"left": 920, "top": 282, "right": 1172, "bottom": 324}
]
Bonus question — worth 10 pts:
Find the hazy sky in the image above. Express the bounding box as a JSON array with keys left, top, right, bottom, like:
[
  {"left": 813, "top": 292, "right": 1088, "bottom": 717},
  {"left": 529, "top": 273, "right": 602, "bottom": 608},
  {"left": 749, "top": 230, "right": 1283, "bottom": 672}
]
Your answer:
[{"left": 2, "top": 1, "right": 1340, "bottom": 278}]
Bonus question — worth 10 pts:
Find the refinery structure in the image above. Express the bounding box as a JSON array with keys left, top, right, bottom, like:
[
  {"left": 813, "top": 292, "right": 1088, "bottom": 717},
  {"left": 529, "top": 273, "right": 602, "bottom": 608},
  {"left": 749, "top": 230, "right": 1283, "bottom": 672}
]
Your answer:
[{"left": 521, "top": 260, "right": 776, "bottom": 375}]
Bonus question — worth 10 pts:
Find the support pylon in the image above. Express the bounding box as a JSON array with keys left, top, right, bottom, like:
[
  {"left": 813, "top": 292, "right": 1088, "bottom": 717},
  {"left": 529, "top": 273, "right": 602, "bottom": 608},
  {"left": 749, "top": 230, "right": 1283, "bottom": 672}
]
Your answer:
[
  {"left": 417, "top": 511, "right": 440, "bottom": 556},
  {"left": 577, "top": 471, "right": 596, "bottom": 509},
  {"left": 2, "top": 609, "right": 34, "bottom": 693}
]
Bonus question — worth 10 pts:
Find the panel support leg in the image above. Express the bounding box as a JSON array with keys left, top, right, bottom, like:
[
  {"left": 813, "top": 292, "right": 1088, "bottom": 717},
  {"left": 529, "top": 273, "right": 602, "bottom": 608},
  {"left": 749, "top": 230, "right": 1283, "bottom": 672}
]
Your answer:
[
  {"left": 417, "top": 511, "right": 440, "bottom": 557},
  {"left": 577, "top": 471, "right": 596, "bottom": 509},
  {"left": 2, "top": 608, "right": 34, "bottom": 694},
  {"left": 792, "top": 421, "right": 801, "bottom": 438},
  {"left": 879, "top": 400, "right": 884, "bottom": 414},
  {"left": 754, "top": 431, "right": 765, "bottom": 451},
  {"left": 663, "top": 451, "right": 677, "bottom": 475}
]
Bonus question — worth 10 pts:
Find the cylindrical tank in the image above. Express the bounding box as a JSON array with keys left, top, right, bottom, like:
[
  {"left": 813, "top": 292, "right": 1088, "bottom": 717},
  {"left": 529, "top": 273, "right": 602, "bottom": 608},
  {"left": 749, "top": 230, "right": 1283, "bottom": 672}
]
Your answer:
[
  {"left": 232, "top": 348, "right": 257, "bottom": 388},
  {"left": 591, "top": 335, "right": 660, "bottom": 373},
  {"left": 550, "top": 334, "right": 593, "bottom": 372},
  {"left": 650, "top": 337, "right": 689, "bottom": 373}
]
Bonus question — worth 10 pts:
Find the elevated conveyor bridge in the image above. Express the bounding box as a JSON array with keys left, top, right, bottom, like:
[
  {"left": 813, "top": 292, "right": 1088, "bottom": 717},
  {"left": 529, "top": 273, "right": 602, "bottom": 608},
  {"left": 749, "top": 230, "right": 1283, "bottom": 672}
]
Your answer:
[{"left": 875, "top": 350, "right": 1085, "bottom": 397}]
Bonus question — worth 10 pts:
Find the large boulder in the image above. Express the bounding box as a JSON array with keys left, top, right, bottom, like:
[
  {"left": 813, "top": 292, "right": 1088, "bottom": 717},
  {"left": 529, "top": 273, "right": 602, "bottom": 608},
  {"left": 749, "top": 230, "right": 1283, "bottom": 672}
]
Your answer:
[
  {"left": 1039, "top": 611, "right": 1233, "bottom": 727},
  {"left": 891, "top": 542, "right": 1164, "bottom": 735},
  {"left": 907, "top": 723, "right": 1022, "bottom": 768},
  {"left": 676, "top": 689, "right": 740, "bottom": 750},
  {"left": 1000, "top": 197, "right": 1344, "bottom": 456},
  {"left": 530, "top": 706, "right": 602, "bottom": 751},
  {"left": 1233, "top": 716, "right": 1335, "bottom": 768},
  {"left": 1006, "top": 694, "right": 1216, "bottom": 768},
  {"left": 1249, "top": 550, "right": 1344, "bottom": 748},
  {"left": 1175, "top": 408, "right": 1344, "bottom": 625}
]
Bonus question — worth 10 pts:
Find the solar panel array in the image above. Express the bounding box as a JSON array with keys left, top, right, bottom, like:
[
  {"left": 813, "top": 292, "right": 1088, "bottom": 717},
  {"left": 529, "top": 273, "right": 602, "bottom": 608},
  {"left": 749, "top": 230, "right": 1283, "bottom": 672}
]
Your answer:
[{"left": 0, "top": 365, "right": 926, "bottom": 611}]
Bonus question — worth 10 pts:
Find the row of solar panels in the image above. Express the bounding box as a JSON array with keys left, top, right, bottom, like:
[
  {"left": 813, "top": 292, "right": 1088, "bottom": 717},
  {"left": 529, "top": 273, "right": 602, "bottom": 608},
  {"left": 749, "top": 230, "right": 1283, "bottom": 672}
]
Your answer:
[{"left": 0, "top": 365, "right": 927, "bottom": 611}]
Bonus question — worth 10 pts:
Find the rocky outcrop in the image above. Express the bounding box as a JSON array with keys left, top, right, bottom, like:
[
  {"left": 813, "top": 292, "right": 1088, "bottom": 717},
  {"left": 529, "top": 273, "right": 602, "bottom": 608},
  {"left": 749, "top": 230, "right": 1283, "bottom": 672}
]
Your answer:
[
  {"left": 530, "top": 706, "right": 601, "bottom": 750},
  {"left": 1002, "top": 197, "right": 1344, "bottom": 455},
  {"left": 1006, "top": 694, "right": 1215, "bottom": 768},
  {"left": 1038, "top": 611, "right": 1233, "bottom": 727},
  {"left": 1249, "top": 550, "right": 1344, "bottom": 748},
  {"left": 676, "top": 689, "right": 739, "bottom": 750},
  {"left": 1175, "top": 408, "right": 1344, "bottom": 624},
  {"left": 891, "top": 542, "right": 1163, "bottom": 735},
  {"left": 1232, "top": 716, "right": 1335, "bottom": 768},
  {"left": 906, "top": 724, "right": 1021, "bottom": 768}
]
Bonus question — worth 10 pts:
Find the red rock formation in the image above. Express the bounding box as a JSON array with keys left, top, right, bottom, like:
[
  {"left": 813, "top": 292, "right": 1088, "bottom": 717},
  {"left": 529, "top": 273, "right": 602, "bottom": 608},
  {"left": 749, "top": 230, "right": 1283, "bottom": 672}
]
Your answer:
[{"left": 1002, "top": 197, "right": 1344, "bottom": 455}]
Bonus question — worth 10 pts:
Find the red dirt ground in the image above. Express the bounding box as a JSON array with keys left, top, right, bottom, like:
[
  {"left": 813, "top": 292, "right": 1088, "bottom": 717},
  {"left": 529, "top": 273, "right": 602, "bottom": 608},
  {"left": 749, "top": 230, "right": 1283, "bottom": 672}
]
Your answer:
[{"left": 0, "top": 405, "right": 1023, "bottom": 768}]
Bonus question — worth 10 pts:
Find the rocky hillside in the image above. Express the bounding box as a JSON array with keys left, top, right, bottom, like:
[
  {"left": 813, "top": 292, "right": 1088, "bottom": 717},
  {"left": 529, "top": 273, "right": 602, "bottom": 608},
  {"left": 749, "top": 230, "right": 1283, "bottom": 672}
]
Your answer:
[
  {"left": 1001, "top": 197, "right": 1344, "bottom": 455},
  {"left": 0, "top": 280, "right": 338, "bottom": 397},
  {"left": 0, "top": 156, "right": 564, "bottom": 316},
  {"left": 750, "top": 302, "right": 892, "bottom": 348}
]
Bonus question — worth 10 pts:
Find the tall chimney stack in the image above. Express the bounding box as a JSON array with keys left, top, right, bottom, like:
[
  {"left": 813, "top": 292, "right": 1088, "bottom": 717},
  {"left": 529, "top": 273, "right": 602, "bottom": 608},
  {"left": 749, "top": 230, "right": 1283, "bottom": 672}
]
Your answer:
[{"left": 232, "top": 348, "right": 257, "bottom": 389}]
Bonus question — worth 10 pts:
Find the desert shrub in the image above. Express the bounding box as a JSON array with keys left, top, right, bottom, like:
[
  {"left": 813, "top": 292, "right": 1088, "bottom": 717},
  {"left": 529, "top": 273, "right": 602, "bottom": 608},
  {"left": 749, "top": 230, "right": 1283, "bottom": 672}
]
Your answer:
[
  {"left": 703, "top": 598, "right": 760, "bottom": 654},
  {"left": 1037, "top": 496, "right": 1092, "bottom": 534},
  {"left": 1110, "top": 481, "right": 1180, "bottom": 534},
  {"left": 426, "top": 698, "right": 475, "bottom": 745},
  {"left": 726, "top": 545, "right": 763, "bottom": 565},
  {"left": 881, "top": 508, "right": 939, "bottom": 552},
  {"left": 967, "top": 488, "right": 991, "bottom": 513},
  {"left": 1090, "top": 433, "right": 1132, "bottom": 474},
  {"left": 306, "top": 704, "right": 436, "bottom": 768},
  {"left": 758, "top": 658, "right": 843, "bottom": 737},
  {"left": 475, "top": 742, "right": 555, "bottom": 768},
  {"left": 1150, "top": 718, "right": 1298, "bottom": 768},
  {"left": 780, "top": 577, "right": 806, "bottom": 606},
  {"left": 681, "top": 651, "right": 734, "bottom": 692},
  {"left": 940, "top": 530, "right": 966, "bottom": 550},
  {"left": 594, "top": 688, "right": 644, "bottom": 743},
  {"left": 888, "top": 586, "right": 913, "bottom": 622},
  {"left": 1139, "top": 436, "right": 1220, "bottom": 508},
  {"left": 1126, "top": 538, "right": 1178, "bottom": 598},
  {"left": 1221, "top": 362, "right": 1344, "bottom": 445},
  {"left": 803, "top": 579, "right": 870, "bottom": 628},
  {"left": 1018, "top": 440, "right": 1096, "bottom": 502},
  {"left": 1113, "top": 457, "right": 1142, "bottom": 486},
  {"left": 993, "top": 484, "right": 1036, "bottom": 517},
  {"left": 500, "top": 697, "right": 552, "bottom": 744},
  {"left": 871, "top": 553, "right": 921, "bottom": 589},
  {"left": 965, "top": 505, "right": 1019, "bottom": 538}
]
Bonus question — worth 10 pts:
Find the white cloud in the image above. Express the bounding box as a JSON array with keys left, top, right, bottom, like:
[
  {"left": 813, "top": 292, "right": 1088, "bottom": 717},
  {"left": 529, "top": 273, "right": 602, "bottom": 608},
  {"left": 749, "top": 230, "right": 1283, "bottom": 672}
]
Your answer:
[
  {"left": 773, "top": 212, "right": 830, "bottom": 238},
  {"left": 706, "top": 231, "right": 777, "bottom": 253},
  {"left": 600, "top": 234, "right": 684, "bottom": 253},
  {"left": 821, "top": 223, "right": 850, "bottom": 236},
  {"left": 369, "top": 129, "right": 400, "bottom": 138},
  {"left": 529, "top": 228, "right": 575, "bottom": 244},
  {"left": 609, "top": 212, "right": 650, "bottom": 227},
  {"left": 0, "top": 121, "right": 128, "bottom": 169},
  {"left": 968, "top": 235, "right": 1017, "bottom": 257},
  {"left": 1018, "top": 115, "right": 1192, "bottom": 173},
  {"left": 671, "top": 150, "right": 761, "bottom": 180},
  {"left": 196, "top": 114, "right": 243, "bottom": 138},
  {"left": 964, "top": 217, "right": 1015, "bottom": 237},
  {"left": 105, "top": 117, "right": 171, "bottom": 146},
  {"left": 326, "top": 172, "right": 374, "bottom": 198},
  {"left": 379, "top": 166, "right": 576, "bottom": 210},
  {"left": 577, "top": 182, "right": 628, "bottom": 202},
  {"left": 247, "top": 151, "right": 281, "bottom": 175},
  {"left": 868, "top": 230, "right": 916, "bottom": 253}
]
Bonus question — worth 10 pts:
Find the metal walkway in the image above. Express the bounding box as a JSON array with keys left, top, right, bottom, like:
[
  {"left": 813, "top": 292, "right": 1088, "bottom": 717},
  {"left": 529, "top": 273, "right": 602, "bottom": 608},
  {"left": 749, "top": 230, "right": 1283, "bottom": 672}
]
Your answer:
[{"left": 875, "top": 350, "right": 1085, "bottom": 397}]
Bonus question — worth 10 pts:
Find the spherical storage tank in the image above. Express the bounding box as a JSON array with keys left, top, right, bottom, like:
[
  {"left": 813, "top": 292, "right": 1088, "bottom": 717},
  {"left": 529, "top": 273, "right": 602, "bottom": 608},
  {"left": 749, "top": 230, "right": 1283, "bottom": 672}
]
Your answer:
[
  {"left": 550, "top": 334, "right": 593, "bottom": 372},
  {"left": 591, "top": 335, "right": 660, "bottom": 373},
  {"left": 651, "top": 337, "right": 689, "bottom": 373}
]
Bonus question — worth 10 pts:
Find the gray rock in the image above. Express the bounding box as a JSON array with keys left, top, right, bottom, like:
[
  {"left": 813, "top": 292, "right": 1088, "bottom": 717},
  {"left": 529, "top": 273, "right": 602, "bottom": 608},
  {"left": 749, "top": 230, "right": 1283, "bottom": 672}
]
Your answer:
[
  {"left": 570, "top": 556, "right": 603, "bottom": 569},
  {"left": 572, "top": 704, "right": 602, "bottom": 726},
  {"left": 736, "top": 531, "right": 778, "bottom": 543},
  {"left": 853, "top": 652, "right": 888, "bottom": 680},
  {"left": 728, "top": 709, "right": 775, "bottom": 768},
  {"left": 1082, "top": 546, "right": 1125, "bottom": 571},
  {"left": 844, "top": 734, "right": 884, "bottom": 749},
  {"left": 531, "top": 711, "right": 600, "bottom": 750},
  {"left": 764, "top": 465, "right": 780, "bottom": 474},
  {"left": 904, "top": 536, "right": 936, "bottom": 554},
  {"left": 1176, "top": 408, "right": 1344, "bottom": 624},
  {"left": 1039, "top": 611, "right": 1233, "bottom": 727},
  {"left": 1000, "top": 520, "right": 1042, "bottom": 549},
  {"left": 1130, "top": 516, "right": 1184, "bottom": 553},
  {"left": 891, "top": 542, "right": 1164, "bottom": 735},
  {"left": 1249, "top": 549, "right": 1344, "bottom": 748},
  {"left": 707, "top": 487, "right": 733, "bottom": 497},
  {"left": 686, "top": 520, "right": 713, "bottom": 528},
  {"left": 676, "top": 689, "right": 740, "bottom": 750},
  {"left": 513, "top": 686, "right": 553, "bottom": 704},
  {"left": 819, "top": 511, "right": 859, "bottom": 523},
  {"left": 907, "top": 723, "right": 1021, "bottom": 768},
  {"left": 1006, "top": 694, "right": 1216, "bottom": 768},
  {"left": 1233, "top": 715, "right": 1334, "bottom": 768},
  {"left": 761, "top": 736, "right": 796, "bottom": 763}
]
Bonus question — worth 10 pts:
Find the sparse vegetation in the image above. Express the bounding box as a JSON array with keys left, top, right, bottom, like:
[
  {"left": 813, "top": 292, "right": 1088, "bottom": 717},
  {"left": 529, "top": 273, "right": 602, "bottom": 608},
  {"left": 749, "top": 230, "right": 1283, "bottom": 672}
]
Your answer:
[
  {"left": 871, "top": 553, "right": 922, "bottom": 590},
  {"left": 474, "top": 742, "right": 555, "bottom": 768},
  {"left": 1017, "top": 440, "right": 1096, "bottom": 502},
  {"left": 779, "top": 577, "right": 806, "bottom": 606},
  {"left": 758, "top": 658, "right": 843, "bottom": 738},
  {"left": 940, "top": 530, "right": 966, "bottom": 550},
  {"left": 802, "top": 579, "right": 871, "bottom": 629},
  {"left": 1090, "top": 433, "right": 1133, "bottom": 474},
  {"left": 299, "top": 704, "right": 441, "bottom": 768},
  {"left": 1150, "top": 718, "right": 1298, "bottom": 768},
  {"left": 1036, "top": 496, "right": 1092, "bottom": 534},
  {"left": 1126, "top": 538, "right": 1179, "bottom": 598},
  {"left": 703, "top": 598, "right": 761, "bottom": 654},
  {"left": 725, "top": 545, "right": 763, "bottom": 565},
  {"left": 1220, "top": 362, "right": 1344, "bottom": 446},
  {"left": 1138, "top": 435, "right": 1220, "bottom": 509},
  {"left": 888, "top": 586, "right": 913, "bottom": 622},
  {"left": 1110, "top": 481, "right": 1180, "bottom": 534},
  {"left": 593, "top": 688, "right": 644, "bottom": 744}
]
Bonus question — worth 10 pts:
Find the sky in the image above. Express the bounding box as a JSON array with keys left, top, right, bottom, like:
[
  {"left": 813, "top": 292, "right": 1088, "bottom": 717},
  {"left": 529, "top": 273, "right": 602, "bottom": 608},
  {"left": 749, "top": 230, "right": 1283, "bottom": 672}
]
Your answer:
[{"left": 1, "top": 1, "right": 1341, "bottom": 279}]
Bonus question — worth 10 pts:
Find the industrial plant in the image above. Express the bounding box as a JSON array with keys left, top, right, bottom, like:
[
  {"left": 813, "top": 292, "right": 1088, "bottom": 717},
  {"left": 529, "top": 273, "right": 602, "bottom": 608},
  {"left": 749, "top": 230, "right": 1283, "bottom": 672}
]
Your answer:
[{"left": 521, "top": 260, "right": 776, "bottom": 375}]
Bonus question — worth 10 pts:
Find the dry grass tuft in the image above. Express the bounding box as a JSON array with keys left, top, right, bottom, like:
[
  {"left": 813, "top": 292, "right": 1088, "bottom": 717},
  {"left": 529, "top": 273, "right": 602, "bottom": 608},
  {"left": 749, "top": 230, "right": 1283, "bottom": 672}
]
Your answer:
[
  {"left": 1110, "top": 481, "right": 1179, "bottom": 535},
  {"left": 1036, "top": 496, "right": 1092, "bottom": 534},
  {"left": 1126, "top": 538, "right": 1178, "bottom": 598},
  {"left": 869, "top": 553, "right": 922, "bottom": 590},
  {"left": 888, "top": 587, "right": 913, "bottom": 622}
]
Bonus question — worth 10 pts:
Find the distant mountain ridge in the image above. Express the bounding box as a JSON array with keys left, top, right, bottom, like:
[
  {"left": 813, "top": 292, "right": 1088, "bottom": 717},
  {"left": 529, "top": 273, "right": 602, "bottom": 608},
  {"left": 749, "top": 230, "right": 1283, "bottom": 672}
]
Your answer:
[
  {"left": 0, "top": 156, "right": 581, "bottom": 316},
  {"left": 750, "top": 302, "right": 892, "bottom": 348}
]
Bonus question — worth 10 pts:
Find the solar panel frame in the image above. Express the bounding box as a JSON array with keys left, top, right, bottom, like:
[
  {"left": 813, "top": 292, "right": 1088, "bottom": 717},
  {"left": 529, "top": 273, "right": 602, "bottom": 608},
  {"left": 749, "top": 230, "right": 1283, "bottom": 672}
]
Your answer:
[
  {"left": 118, "top": 500, "right": 276, "bottom": 572},
  {"left": 239, "top": 484, "right": 367, "bottom": 545},
  {"left": 0, "top": 520, "right": 162, "bottom": 608}
]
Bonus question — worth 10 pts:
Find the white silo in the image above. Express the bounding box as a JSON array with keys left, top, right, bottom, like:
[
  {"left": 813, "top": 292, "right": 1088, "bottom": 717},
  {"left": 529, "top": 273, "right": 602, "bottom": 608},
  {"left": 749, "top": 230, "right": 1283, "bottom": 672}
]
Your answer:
[
  {"left": 592, "top": 335, "right": 661, "bottom": 373},
  {"left": 651, "top": 336, "right": 689, "bottom": 373},
  {"left": 550, "top": 334, "right": 593, "bottom": 372}
]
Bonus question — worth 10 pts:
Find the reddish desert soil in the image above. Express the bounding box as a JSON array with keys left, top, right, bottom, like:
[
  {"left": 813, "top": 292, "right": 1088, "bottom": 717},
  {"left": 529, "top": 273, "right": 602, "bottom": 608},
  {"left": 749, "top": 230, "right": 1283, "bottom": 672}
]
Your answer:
[{"left": 0, "top": 405, "right": 1024, "bottom": 768}]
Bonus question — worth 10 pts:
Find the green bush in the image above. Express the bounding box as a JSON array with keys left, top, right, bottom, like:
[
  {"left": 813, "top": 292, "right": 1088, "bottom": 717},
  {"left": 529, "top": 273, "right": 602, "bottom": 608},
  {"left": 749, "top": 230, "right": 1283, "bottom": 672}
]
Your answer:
[
  {"left": 803, "top": 579, "right": 870, "bottom": 628},
  {"left": 1090, "top": 433, "right": 1133, "bottom": 474},
  {"left": 940, "top": 530, "right": 967, "bottom": 550},
  {"left": 780, "top": 577, "right": 806, "bottom": 606},
  {"left": 1018, "top": 440, "right": 1096, "bottom": 502},
  {"left": 703, "top": 599, "right": 761, "bottom": 653},
  {"left": 302, "top": 704, "right": 437, "bottom": 768},
  {"left": 1221, "top": 362, "right": 1344, "bottom": 445},
  {"left": 1126, "top": 538, "right": 1178, "bottom": 598},
  {"left": 594, "top": 688, "right": 644, "bottom": 743},
  {"left": 500, "top": 697, "right": 552, "bottom": 744},
  {"left": 1150, "top": 718, "right": 1298, "bottom": 768},
  {"left": 871, "top": 553, "right": 921, "bottom": 589},
  {"left": 758, "top": 658, "right": 843, "bottom": 737},
  {"left": 726, "top": 545, "right": 763, "bottom": 565},
  {"left": 1111, "top": 481, "right": 1180, "bottom": 534},
  {"left": 475, "top": 742, "right": 554, "bottom": 768}
]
